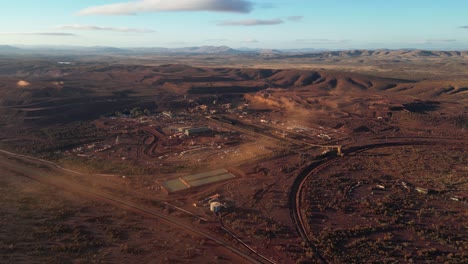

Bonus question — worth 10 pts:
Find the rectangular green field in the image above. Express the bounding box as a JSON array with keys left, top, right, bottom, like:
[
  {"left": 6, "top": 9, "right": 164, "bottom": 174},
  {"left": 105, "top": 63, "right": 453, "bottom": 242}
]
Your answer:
[
  {"left": 161, "top": 179, "right": 189, "bottom": 193},
  {"left": 188, "top": 173, "right": 235, "bottom": 187},
  {"left": 162, "top": 169, "right": 235, "bottom": 193},
  {"left": 182, "top": 169, "right": 228, "bottom": 182}
]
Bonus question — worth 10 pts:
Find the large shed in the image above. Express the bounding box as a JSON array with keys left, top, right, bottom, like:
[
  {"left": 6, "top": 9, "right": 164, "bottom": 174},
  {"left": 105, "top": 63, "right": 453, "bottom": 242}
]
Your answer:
[{"left": 184, "top": 127, "right": 212, "bottom": 136}]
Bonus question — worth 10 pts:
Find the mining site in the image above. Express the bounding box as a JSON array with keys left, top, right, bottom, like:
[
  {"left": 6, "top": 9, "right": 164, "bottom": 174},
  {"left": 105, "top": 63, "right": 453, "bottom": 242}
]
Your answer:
[{"left": 0, "top": 49, "right": 466, "bottom": 264}]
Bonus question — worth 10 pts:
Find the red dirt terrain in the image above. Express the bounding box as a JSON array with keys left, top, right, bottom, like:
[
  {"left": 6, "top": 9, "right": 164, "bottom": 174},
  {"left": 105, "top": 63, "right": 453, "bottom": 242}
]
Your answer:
[
  {"left": 0, "top": 57, "right": 466, "bottom": 263},
  {"left": 0, "top": 154, "right": 244, "bottom": 264}
]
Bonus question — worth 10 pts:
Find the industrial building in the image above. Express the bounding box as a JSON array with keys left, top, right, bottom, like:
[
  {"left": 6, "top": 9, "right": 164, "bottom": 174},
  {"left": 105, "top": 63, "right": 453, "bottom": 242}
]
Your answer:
[
  {"left": 210, "top": 201, "right": 224, "bottom": 213},
  {"left": 183, "top": 127, "right": 212, "bottom": 136}
]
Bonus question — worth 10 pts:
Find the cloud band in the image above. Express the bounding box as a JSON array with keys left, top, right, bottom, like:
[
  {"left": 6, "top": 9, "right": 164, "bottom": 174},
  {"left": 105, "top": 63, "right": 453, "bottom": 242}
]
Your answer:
[{"left": 78, "top": 0, "right": 253, "bottom": 15}]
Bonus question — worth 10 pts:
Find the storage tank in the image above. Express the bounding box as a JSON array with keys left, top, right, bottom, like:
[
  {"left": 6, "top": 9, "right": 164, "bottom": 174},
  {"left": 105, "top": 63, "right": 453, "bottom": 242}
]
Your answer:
[{"left": 210, "top": 201, "right": 223, "bottom": 213}]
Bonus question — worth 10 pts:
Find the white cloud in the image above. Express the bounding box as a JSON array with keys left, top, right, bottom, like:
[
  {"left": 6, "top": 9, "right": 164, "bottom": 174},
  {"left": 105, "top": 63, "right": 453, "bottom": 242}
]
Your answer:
[
  {"left": 427, "top": 39, "right": 457, "bottom": 42},
  {"left": 205, "top": 38, "right": 229, "bottom": 41},
  {"left": 164, "top": 41, "right": 189, "bottom": 45},
  {"left": 78, "top": 0, "right": 253, "bottom": 15},
  {"left": 258, "top": 3, "right": 275, "bottom": 9},
  {"left": 408, "top": 39, "right": 457, "bottom": 45},
  {"left": 219, "top": 18, "right": 283, "bottom": 26},
  {"left": 0, "top": 32, "right": 76, "bottom": 36},
  {"left": 56, "top": 24, "right": 154, "bottom": 33},
  {"left": 288, "top": 16, "right": 303, "bottom": 22},
  {"left": 242, "top": 38, "right": 259, "bottom": 43},
  {"left": 295, "top": 38, "right": 350, "bottom": 44}
]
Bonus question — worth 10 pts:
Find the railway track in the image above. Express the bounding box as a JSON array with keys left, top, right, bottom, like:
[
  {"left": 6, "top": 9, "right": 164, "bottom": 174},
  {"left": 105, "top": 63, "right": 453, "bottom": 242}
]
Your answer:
[
  {"left": 288, "top": 140, "right": 448, "bottom": 263},
  {"left": 220, "top": 226, "right": 278, "bottom": 264},
  {"left": 0, "top": 149, "right": 272, "bottom": 264},
  {"left": 288, "top": 158, "right": 332, "bottom": 264}
]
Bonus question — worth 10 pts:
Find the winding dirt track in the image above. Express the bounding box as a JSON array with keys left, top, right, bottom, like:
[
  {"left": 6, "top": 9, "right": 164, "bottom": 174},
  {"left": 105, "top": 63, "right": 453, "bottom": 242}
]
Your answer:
[{"left": 0, "top": 149, "right": 270, "bottom": 264}]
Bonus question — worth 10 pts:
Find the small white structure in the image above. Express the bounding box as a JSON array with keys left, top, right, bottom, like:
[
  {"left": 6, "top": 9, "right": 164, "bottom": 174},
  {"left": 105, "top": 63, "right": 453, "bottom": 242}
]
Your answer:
[
  {"left": 162, "top": 111, "right": 174, "bottom": 118},
  {"left": 210, "top": 201, "right": 223, "bottom": 213}
]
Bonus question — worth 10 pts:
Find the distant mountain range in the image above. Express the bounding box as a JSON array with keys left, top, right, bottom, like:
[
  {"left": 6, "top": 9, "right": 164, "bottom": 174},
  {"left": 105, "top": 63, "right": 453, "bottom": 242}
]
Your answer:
[
  {"left": 0, "top": 44, "right": 467, "bottom": 58},
  {"left": 0, "top": 45, "right": 23, "bottom": 52},
  {"left": 0, "top": 45, "right": 247, "bottom": 55}
]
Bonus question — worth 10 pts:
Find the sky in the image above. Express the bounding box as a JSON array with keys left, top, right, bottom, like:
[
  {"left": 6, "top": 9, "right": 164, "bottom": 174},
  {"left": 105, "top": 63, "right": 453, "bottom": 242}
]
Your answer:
[{"left": 0, "top": 0, "right": 467, "bottom": 50}]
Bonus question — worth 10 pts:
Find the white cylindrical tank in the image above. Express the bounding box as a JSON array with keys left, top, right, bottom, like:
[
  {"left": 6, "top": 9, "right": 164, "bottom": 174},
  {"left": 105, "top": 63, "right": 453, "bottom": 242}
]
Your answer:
[{"left": 210, "top": 201, "right": 223, "bottom": 213}]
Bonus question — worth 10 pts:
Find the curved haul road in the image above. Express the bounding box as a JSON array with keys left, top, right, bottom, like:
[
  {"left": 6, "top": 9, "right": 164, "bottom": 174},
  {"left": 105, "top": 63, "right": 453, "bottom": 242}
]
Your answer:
[{"left": 0, "top": 148, "right": 271, "bottom": 264}]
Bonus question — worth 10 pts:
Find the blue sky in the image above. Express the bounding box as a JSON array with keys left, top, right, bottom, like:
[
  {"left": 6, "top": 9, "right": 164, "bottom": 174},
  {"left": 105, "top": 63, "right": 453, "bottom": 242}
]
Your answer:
[{"left": 0, "top": 0, "right": 467, "bottom": 49}]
